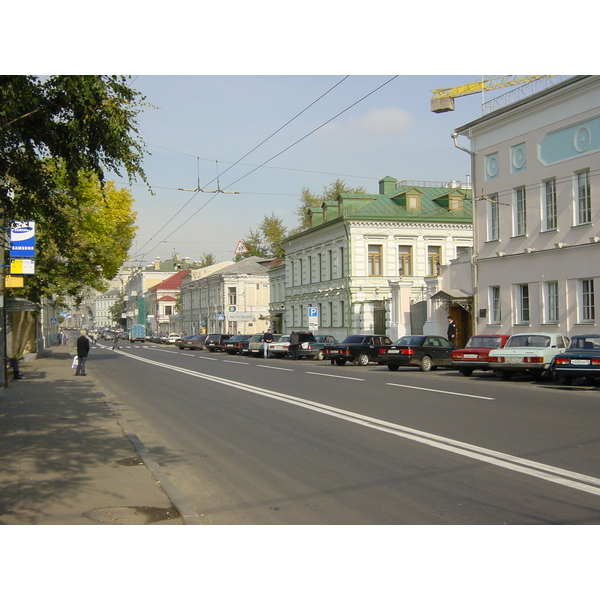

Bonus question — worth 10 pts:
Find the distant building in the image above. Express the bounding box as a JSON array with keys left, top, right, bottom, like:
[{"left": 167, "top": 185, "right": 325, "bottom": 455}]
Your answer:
[
  {"left": 93, "top": 288, "right": 121, "bottom": 329},
  {"left": 123, "top": 254, "right": 193, "bottom": 333},
  {"left": 145, "top": 270, "right": 190, "bottom": 334},
  {"left": 179, "top": 256, "right": 272, "bottom": 335}
]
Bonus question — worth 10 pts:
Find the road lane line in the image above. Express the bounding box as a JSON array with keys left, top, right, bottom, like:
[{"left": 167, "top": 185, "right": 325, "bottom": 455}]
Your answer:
[
  {"left": 386, "top": 382, "right": 494, "bottom": 400},
  {"left": 114, "top": 350, "right": 600, "bottom": 498},
  {"left": 256, "top": 364, "right": 294, "bottom": 372},
  {"left": 306, "top": 372, "right": 365, "bottom": 381}
]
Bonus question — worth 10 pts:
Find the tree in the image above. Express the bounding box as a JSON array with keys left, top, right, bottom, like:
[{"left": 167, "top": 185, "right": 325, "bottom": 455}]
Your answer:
[
  {"left": 293, "top": 178, "right": 367, "bottom": 232},
  {"left": 11, "top": 165, "right": 137, "bottom": 303},
  {"left": 235, "top": 213, "right": 287, "bottom": 261},
  {"left": 109, "top": 293, "right": 126, "bottom": 327},
  {"left": 0, "top": 75, "right": 149, "bottom": 223},
  {"left": 196, "top": 253, "right": 216, "bottom": 268}
]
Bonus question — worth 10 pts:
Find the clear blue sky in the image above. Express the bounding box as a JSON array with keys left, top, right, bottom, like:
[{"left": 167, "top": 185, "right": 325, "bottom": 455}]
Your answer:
[{"left": 114, "top": 74, "right": 512, "bottom": 266}]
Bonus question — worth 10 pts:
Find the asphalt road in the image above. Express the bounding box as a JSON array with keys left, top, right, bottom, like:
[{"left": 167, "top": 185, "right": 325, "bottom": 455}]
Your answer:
[{"left": 90, "top": 339, "right": 600, "bottom": 524}]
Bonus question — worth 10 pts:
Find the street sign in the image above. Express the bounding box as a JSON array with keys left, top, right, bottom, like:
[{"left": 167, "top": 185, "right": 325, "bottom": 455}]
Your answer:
[
  {"left": 234, "top": 241, "right": 248, "bottom": 254},
  {"left": 10, "top": 258, "right": 35, "bottom": 274},
  {"left": 308, "top": 306, "right": 319, "bottom": 331},
  {"left": 10, "top": 221, "right": 36, "bottom": 258}
]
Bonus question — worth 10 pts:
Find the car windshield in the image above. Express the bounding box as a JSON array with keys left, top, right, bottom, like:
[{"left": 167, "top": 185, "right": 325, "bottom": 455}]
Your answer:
[
  {"left": 505, "top": 335, "right": 550, "bottom": 348},
  {"left": 395, "top": 336, "right": 425, "bottom": 346},
  {"left": 465, "top": 336, "right": 505, "bottom": 349}
]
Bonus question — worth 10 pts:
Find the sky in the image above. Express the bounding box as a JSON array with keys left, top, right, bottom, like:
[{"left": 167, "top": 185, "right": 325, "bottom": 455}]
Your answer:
[{"left": 112, "top": 74, "right": 525, "bottom": 266}]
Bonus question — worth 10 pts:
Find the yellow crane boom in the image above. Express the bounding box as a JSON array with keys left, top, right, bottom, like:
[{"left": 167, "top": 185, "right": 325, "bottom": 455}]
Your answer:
[{"left": 431, "top": 76, "right": 552, "bottom": 113}]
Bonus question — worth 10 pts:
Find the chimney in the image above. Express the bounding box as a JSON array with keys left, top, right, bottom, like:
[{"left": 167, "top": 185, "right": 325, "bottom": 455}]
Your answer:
[
  {"left": 154, "top": 257, "right": 161, "bottom": 270},
  {"left": 379, "top": 176, "right": 397, "bottom": 195}
]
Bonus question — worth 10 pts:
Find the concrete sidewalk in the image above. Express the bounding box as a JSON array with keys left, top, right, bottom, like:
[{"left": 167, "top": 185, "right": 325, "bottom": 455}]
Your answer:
[{"left": 0, "top": 344, "right": 198, "bottom": 525}]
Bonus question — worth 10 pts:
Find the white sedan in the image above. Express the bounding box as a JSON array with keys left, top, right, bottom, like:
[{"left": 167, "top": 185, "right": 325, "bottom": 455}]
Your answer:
[
  {"left": 488, "top": 332, "right": 570, "bottom": 380},
  {"left": 166, "top": 333, "right": 182, "bottom": 344}
]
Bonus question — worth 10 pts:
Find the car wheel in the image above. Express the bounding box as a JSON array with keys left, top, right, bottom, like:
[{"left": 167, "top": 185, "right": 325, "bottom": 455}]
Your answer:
[
  {"left": 419, "top": 355, "right": 433, "bottom": 372},
  {"left": 459, "top": 368, "right": 474, "bottom": 376},
  {"left": 387, "top": 364, "right": 399, "bottom": 372},
  {"left": 335, "top": 358, "right": 347, "bottom": 366},
  {"left": 356, "top": 353, "right": 370, "bottom": 366},
  {"left": 314, "top": 351, "right": 323, "bottom": 360}
]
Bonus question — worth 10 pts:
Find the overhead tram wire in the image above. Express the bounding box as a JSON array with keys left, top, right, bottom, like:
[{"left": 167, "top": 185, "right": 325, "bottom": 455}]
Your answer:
[
  {"left": 137, "top": 75, "right": 400, "bottom": 261},
  {"left": 134, "top": 76, "right": 351, "bottom": 259}
]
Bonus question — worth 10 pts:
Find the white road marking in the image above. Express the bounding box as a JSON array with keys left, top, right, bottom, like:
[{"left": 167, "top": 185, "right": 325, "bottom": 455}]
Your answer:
[
  {"left": 387, "top": 382, "right": 494, "bottom": 400},
  {"left": 112, "top": 351, "right": 600, "bottom": 498},
  {"left": 257, "top": 364, "right": 294, "bottom": 372},
  {"left": 306, "top": 371, "right": 365, "bottom": 381}
]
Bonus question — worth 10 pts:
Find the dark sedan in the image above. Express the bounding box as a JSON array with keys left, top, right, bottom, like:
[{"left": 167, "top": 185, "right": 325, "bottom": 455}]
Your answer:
[
  {"left": 222, "top": 334, "right": 252, "bottom": 355},
  {"left": 552, "top": 334, "right": 600, "bottom": 385},
  {"left": 322, "top": 335, "right": 393, "bottom": 366},
  {"left": 175, "top": 334, "right": 208, "bottom": 350},
  {"left": 378, "top": 335, "right": 455, "bottom": 372}
]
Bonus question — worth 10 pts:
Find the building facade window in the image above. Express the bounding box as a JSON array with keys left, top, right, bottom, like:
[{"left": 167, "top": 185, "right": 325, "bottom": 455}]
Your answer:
[
  {"left": 427, "top": 246, "right": 441, "bottom": 276},
  {"left": 398, "top": 245, "right": 413, "bottom": 276},
  {"left": 545, "top": 281, "right": 559, "bottom": 323},
  {"left": 576, "top": 170, "right": 591, "bottom": 225},
  {"left": 516, "top": 283, "right": 530, "bottom": 323},
  {"left": 543, "top": 179, "right": 557, "bottom": 231},
  {"left": 407, "top": 195, "right": 420, "bottom": 210},
  {"left": 514, "top": 187, "right": 527, "bottom": 236},
  {"left": 368, "top": 244, "right": 383, "bottom": 276},
  {"left": 228, "top": 287, "right": 237, "bottom": 305},
  {"left": 490, "top": 286, "right": 501, "bottom": 323},
  {"left": 580, "top": 278, "right": 595, "bottom": 322},
  {"left": 488, "top": 194, "right": 499, "bottom": 241}
]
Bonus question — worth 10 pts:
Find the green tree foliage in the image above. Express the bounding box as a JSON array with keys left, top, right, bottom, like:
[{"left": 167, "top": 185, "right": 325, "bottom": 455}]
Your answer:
[
  {"left": 15, "top": 165, "right": 137, "bottom": 303},
  {"left": 235, "top": 213, "right": 287, "bottom": 261},
  {"left": 109, "top": 293, "right": 126, "bottom": 326},
  {"left": 0, "top": 75, "right": 148, "bottom": 223},
  {"left": 196, "top": 253, "right": 216, "bottom": 267},
  {"left": 293, "top": 178, "right": 367, "bottom": 232}
]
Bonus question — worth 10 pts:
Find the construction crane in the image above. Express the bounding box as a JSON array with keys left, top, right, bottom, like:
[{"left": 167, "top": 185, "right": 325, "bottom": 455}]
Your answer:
[{"left": 431, "top": 76, "right": 552, "bottom": 113}]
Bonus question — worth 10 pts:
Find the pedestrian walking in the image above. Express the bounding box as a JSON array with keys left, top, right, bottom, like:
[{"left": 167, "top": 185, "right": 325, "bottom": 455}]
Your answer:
[
  {"left": 75, "top": 329, "right": 90, "bottom": 376},
  {"left": 447, "top": 316, "right": 457, "bottom": 345},
  {"left": 289, "top": 331, "right": 300, "bottom": 360},
  {"left": 263, "top": 329, "right": 274, "bottom": 358},
  {"left": 112, "top": 333, "right": 120, "bottom": 350},
  {"left": 61, "top": 331, "right": 68, "bottom": 345}
]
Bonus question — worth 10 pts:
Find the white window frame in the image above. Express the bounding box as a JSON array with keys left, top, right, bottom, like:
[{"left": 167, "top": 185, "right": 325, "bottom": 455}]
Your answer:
[
  {"left": 515, "top": 283, "right": 530, "bottom": 324},
  {"left": 544, "top": 281, "right": 559, "bottom": 323},
  {"left": 542, "top": 178, "right": 557, "bottom": 231},
  {"left": 513, "top": 187, "right": 527, "bottom": 236},
  {"left": 579, "top": 278, "right": 596, "bottom": 323},
  {"left": 575, "top": 170, "right": 591, "bottom": 226},
  {"left": 487, "top": 194, "right": 499, "bottom": 241},
  {"left": 490, "top": 286, "right": 501, "bottom": 324}
]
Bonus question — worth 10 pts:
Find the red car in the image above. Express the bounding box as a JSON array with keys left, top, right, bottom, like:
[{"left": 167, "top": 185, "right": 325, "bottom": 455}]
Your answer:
[{"left": 452, "top": 334, "right": 511, "bottom": 376}]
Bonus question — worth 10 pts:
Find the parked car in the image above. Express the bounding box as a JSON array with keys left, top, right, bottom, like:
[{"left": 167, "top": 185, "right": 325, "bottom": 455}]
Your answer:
[
  {"left": 151, "top": 333, "right": 166, "bottom": 343},
  {"left": 378, "top": 335, "right": 455, "bottom": 372},
  {"left": 488, "top": 332, "right": 570, "bottom": 380},
  {"left": 247, "top": 333, "right": 283, "bottom": 357},
  {"left": 552, "top": 334, "right": 600, "bottom": 385},
  {"left": 269, "top": 334, "right": 291, "bottom": 358},
  {"left": 175, "top": 334, "right": 208, "bottom": 350},
  {"left": 222, "top": 334, "right": 252, "bottom": 355},
  {"left": 452, "top": 334, "right": 511, "bottom": 376},
  {"left": 323, "top": 335, "right": 393, "bottom": 366},
  {"left": 204, "top": 334, "right": 232, "bottom": 352},
  {"left": 297, "top": 335, "right": 338, "bottom": 360},
  {"left": 166, "top": 333, "right": 182, "bottom": 344}
]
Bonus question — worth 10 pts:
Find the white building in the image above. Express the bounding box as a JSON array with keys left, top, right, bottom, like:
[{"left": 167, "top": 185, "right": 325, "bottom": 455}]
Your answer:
[
  {"left": 179, "top": 256, "right": 272, "bottom": 335},
  {"left": 454, "top": 75, "right": 600, "bottom": 337},
  {"left": 277, "top": 177, "right": 473, "bottom": 341}
]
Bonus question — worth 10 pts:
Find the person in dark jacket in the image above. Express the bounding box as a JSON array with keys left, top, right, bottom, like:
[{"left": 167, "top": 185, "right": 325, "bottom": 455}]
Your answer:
[
  {"left": 289, "top": 331, "right": 300, "bottom": 360},
  {"left": 75, "top": 330, "right": 90, "bottom": 376},
  {"left": 447, "top": 316, "right": 457, "bottom": 345},
  {"left": 263, "top": 329, "right": 274, "bottom": 358}
]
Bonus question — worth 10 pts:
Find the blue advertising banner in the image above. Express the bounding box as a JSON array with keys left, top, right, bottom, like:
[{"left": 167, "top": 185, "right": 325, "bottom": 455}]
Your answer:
[{"left": 10, "top": 221, "right": 36, "bottom": 258}]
